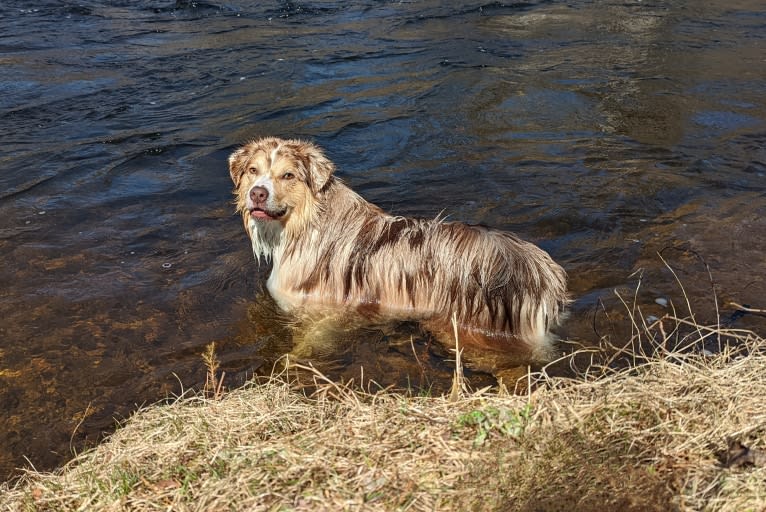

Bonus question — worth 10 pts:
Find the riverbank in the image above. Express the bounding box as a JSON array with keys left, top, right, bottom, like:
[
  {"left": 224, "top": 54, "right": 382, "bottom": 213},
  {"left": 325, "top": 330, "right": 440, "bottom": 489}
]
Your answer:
[{"left": 2, "top": 314, "right": 765, "bottom": 511}]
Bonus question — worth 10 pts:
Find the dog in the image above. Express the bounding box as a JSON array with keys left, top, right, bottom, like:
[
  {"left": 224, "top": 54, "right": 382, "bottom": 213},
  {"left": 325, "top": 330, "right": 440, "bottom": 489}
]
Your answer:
[{"left": 229, "top": 137, "right": 568, "bottom": 375}]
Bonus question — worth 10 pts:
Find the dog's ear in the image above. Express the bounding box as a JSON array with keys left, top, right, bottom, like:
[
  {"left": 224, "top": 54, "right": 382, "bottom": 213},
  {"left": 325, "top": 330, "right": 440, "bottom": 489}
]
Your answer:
[
  {"left": 228, "top": 147, "right": 247, "bottom": 187},
  {"left": 300, "top": 142, "right": 335, "bottom": 193}
]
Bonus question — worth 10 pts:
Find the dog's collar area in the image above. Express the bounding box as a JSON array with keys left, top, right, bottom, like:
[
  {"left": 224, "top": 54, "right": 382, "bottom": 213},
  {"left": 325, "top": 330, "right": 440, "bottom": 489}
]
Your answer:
[{"left": 249, "top": 207, "right": 287, "bottom": 220}]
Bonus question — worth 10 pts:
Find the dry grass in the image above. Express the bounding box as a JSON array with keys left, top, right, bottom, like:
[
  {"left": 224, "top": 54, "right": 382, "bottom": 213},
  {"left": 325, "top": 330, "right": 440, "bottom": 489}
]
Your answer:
[{"left": 2, "top": 307, "right": 766, "bottom": 511}]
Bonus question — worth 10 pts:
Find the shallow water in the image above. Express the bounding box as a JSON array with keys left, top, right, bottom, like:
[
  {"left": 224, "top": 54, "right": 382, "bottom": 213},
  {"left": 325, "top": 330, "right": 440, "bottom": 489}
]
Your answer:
[{"left": 1, "top": 0, "right": 765, "bottom": 479}]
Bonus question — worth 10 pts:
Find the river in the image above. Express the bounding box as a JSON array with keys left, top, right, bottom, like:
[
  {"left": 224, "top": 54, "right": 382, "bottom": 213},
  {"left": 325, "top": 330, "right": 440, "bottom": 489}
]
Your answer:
[{"left": 1, "top": 0, "right": 764, "bottom": 479}]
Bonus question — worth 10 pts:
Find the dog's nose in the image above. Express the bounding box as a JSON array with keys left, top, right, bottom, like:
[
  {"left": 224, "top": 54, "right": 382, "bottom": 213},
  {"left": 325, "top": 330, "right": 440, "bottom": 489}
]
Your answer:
[{"left": 250, "top": 186, "right": 269, "bottom": 203}]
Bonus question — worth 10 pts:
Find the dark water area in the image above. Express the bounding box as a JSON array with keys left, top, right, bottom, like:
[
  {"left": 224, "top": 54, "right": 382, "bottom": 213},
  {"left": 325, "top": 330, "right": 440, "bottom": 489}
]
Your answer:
[{"left": 1, "top": 0, "right": 765, "bottom": 480}]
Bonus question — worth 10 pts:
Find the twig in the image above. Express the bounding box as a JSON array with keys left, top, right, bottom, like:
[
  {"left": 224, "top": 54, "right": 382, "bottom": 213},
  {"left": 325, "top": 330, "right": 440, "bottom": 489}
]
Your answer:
[{"left": 728, "top": 302, "right": 766, "bottom": 315}]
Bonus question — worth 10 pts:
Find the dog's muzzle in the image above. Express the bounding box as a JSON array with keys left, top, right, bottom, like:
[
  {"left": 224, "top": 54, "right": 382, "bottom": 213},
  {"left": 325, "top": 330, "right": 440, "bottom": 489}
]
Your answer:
[{"left": 248, "top": 186, "right": 287, "bottom": 221}]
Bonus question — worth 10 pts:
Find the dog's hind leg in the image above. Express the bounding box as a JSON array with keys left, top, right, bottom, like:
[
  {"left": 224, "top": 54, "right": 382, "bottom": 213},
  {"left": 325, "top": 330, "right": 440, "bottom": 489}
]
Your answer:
[{"left": 421, "top": 318, "right": 549, "bottom": 391}]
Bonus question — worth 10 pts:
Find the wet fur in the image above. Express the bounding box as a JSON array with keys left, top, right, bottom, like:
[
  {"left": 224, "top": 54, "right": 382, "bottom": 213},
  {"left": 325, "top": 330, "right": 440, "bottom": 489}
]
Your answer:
[{"left": 229, "top": 137, "right": 568, "bottom": 371}]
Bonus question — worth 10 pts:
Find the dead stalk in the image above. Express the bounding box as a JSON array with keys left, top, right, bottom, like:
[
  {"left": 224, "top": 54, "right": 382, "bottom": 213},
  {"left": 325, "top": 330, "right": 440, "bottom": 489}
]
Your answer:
[
  {"left": 449, "top": 312, "right": 464, "bottom": 402},
  {"left": 202, "top": 342, "right": 225, "bottom": 400}
]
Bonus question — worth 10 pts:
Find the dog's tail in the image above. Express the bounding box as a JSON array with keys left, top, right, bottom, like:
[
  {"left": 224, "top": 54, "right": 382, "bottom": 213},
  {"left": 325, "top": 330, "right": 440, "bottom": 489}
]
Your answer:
[{"left": 455, "top": 227, "right": 569, "bottom": 358}]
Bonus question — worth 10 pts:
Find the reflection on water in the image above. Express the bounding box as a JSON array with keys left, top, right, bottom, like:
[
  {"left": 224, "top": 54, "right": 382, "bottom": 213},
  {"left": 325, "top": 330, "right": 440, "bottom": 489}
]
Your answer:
[{"left": 1, "top": 0, "right": 765, "bottom": 479}]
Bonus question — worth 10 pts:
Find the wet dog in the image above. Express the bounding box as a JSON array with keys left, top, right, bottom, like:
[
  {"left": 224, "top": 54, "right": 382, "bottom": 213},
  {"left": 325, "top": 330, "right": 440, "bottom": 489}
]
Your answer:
[{"left": 229, "top": 137, "right": 568, "bottom": 375}]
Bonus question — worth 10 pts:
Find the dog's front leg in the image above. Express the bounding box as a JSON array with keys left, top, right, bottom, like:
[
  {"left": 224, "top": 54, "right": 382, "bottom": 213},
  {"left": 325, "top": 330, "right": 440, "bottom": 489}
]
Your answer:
[{"left": 288, "top": 311, "right": 360, "bottom": 362}]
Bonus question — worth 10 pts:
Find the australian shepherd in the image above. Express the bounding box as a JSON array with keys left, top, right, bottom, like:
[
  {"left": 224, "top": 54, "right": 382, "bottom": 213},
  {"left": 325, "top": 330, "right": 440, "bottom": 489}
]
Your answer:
[{"left": 229, "top": 137, "right": 568, "bottom": 375}]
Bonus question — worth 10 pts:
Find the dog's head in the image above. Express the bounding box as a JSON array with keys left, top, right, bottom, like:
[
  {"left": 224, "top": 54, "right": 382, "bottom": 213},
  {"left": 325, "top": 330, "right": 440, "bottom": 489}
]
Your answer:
[{"left": 229, "top": 137, "right": 335, "bottom": 255}]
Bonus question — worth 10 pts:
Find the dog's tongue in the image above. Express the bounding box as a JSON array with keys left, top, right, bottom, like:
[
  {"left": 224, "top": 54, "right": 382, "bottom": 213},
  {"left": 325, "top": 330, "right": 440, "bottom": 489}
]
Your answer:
[{"left": 251, "top": 209, "right": 276, "bottom": 220}]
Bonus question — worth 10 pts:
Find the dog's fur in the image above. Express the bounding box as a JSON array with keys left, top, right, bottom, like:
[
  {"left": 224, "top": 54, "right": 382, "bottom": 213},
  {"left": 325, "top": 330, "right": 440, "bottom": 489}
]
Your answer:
[{"left": 229, "top": 137, "right": 568, "bottom": 371}]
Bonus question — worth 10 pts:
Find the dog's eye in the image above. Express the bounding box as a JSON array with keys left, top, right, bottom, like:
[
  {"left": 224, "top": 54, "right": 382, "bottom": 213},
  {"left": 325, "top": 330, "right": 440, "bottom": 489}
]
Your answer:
[
  {"left": 282, "top": 172, "right": 295, "bottom": 180},
  {"left": 248, "top": 167, "right": 258, "bottom": 174}
]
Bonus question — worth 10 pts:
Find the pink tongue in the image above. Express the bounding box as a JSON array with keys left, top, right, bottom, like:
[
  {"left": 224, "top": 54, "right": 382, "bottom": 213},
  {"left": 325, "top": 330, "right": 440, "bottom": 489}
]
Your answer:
[{"left": 251, "top": 210, "right": 274, "bottom": 220}]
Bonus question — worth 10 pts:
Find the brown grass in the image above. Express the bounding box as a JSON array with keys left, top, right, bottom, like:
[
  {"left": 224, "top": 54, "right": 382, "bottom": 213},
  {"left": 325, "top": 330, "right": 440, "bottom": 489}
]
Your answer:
[{"left": 2, "top": 307, "right": 765, "bottom": 511}]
